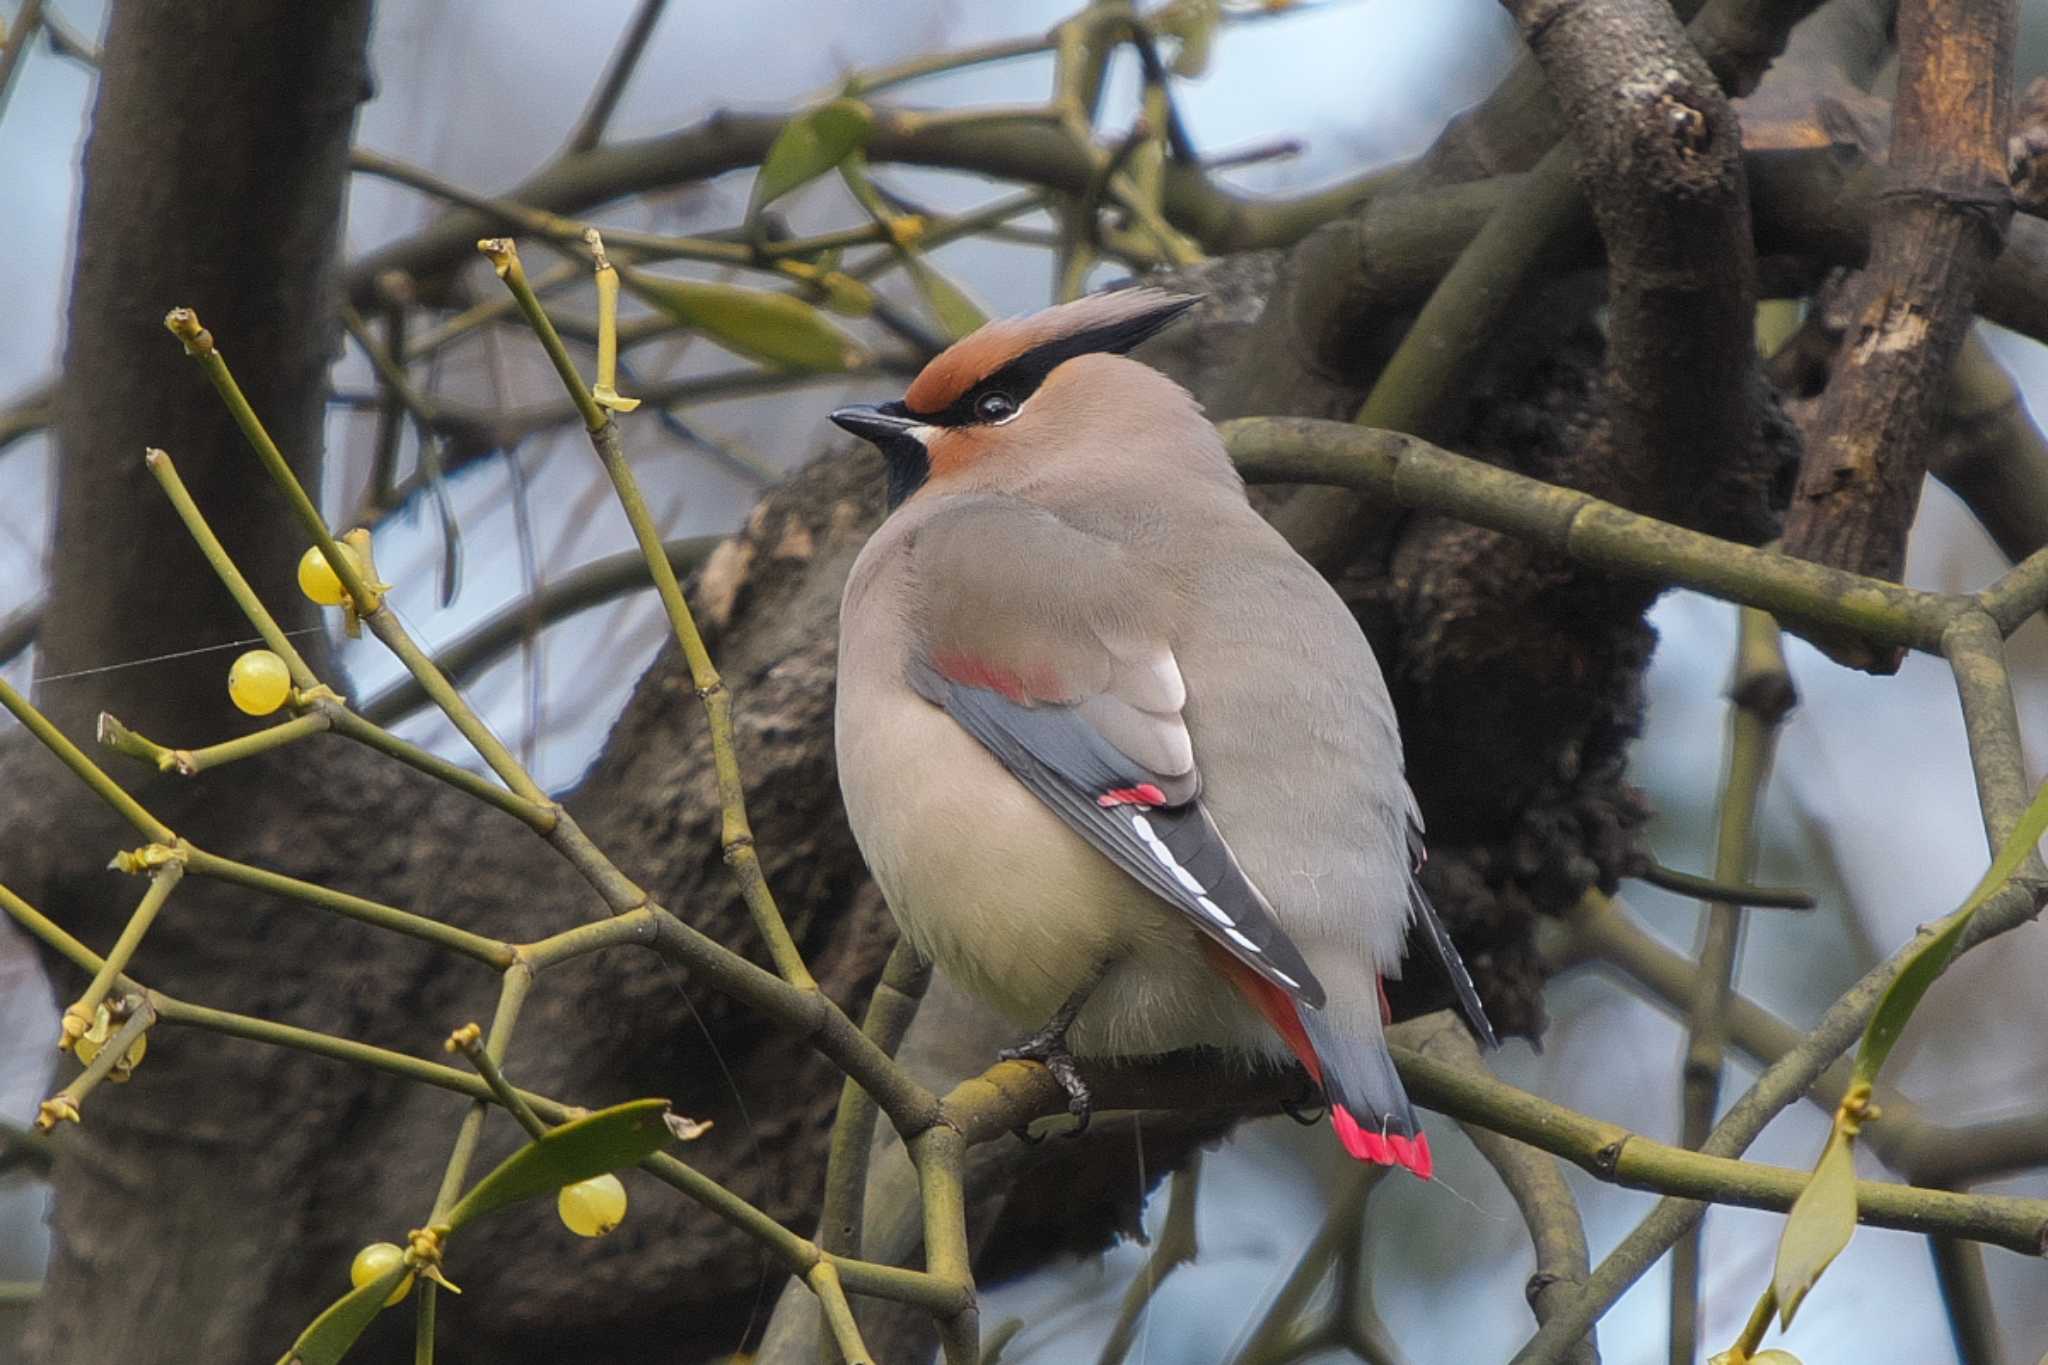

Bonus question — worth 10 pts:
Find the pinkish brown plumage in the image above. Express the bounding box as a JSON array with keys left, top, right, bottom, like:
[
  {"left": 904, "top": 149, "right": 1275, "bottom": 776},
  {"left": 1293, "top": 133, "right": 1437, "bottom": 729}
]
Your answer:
[{"left": 829, "top": 289, "right": 1495, "bottom": 1177}]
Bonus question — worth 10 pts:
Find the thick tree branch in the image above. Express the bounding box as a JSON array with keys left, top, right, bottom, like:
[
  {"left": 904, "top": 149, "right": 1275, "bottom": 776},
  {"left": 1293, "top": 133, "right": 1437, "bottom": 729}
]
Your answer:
[
  {"left": 1506, "top": 0, "right": 1763, "bottom": 522},
  {"left": 1781, "top": 0, "right": 2018, "bottom": 602}
]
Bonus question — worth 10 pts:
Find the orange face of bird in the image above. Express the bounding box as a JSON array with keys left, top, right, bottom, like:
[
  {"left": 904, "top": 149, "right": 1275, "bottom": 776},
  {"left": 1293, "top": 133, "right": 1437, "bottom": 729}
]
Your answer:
[{"left": 829, "top": 289, "right": 1199, "bottom": 508}]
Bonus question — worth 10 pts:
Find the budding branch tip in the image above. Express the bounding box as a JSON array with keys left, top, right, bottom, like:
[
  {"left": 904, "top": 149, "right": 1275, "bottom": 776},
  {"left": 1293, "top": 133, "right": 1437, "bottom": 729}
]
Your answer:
[
  {"left": 477, "top": 237, "right": 518, "bottom": 278},
  {"left": 163, "top": 308, "right": 213, "bottom": 355}
]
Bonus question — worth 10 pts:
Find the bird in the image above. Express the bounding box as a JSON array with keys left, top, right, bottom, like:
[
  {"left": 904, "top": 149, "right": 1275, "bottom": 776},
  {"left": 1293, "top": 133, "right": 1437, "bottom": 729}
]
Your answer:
[{"left": 829, "top": 287, "right": 1494, "bottom": 1178}]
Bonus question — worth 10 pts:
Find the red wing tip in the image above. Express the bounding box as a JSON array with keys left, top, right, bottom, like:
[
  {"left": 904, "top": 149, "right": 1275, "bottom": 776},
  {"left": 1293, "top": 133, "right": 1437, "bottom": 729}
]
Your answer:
[
  {"left": 1330, "top": 1108, "right": 1432, "bottom": 1179},
  {"left": 1097, "top": 784, "right": 1167, "bottom": 808}
]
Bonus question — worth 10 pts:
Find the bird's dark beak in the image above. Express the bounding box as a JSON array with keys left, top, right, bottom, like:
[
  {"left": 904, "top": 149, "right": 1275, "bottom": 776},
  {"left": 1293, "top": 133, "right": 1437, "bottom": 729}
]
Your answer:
[{"left": 831, "top": 403, "right": 920, "bottom": 448}]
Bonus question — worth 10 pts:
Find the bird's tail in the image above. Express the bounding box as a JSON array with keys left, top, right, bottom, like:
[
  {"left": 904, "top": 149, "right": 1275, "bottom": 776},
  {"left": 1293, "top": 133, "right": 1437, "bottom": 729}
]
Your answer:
[
  {"left": 1298, "top": 996, "right": 1429, "bottom": 1178},
  {"left": 1205, "top": 943, "right": 1430, "bottom": 1179}
]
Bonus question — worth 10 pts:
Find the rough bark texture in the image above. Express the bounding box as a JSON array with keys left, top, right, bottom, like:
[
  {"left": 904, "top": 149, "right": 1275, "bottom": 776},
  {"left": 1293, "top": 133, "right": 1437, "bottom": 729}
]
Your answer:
[
  {"left": 1780, "top": 0, "right": 2016, "bottom": 607},
  {"left": 1512, "top": 0, "right": 1763, "bottom": 524}
]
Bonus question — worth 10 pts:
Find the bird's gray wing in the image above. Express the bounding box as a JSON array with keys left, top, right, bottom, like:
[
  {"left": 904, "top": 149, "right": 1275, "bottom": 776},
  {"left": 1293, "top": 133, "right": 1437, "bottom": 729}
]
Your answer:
[{"left": 903, "top": 496, "right": 1325, "bottom": 1008}]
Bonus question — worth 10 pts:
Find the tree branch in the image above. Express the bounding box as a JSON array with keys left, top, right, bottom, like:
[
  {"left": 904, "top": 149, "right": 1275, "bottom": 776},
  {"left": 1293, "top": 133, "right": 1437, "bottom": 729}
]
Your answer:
[
  {"left": 1414, "top": 1017, "right": 1598, "bottom": 1365},
  {"left": 356, "top": 537, "right": 719, "bottom": 725},
  {"left": 1781, "top": 0, "right": 2018, "bottom": 606}
]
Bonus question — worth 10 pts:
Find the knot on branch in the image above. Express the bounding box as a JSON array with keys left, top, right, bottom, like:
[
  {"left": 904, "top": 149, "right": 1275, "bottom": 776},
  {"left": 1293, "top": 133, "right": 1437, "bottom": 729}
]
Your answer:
[
  {"left": 1654, "top": 93, "right": 1711, "bottom": 157},
  {"left": 1525, "top": 1269, "right": 1583, "bottom": 1307}
]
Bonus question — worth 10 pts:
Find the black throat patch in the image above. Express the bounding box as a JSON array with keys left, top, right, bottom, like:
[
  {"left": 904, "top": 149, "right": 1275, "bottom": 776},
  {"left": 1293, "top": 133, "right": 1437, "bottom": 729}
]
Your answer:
[{"left": 870, "top": 401, "right": 931, "bottom": 508}]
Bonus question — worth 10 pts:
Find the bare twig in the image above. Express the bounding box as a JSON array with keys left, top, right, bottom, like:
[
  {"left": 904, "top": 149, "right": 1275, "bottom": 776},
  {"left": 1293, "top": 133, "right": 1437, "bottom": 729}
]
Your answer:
[
  {"left": 1670, "top": 609, "right": 1793, "bottom": 1365},
  {"left": 1094, "top": 1156, "right": 1201, "bottom": 1365},
  {"left": 564, "top": 0, "right": 668, "bottom": 154},
  {"left": 1415, "top": 1016, "right": 1597, "bottom": 1365},
  {"left": 357, "top": 537, "right": 719, "bottom": 725}
]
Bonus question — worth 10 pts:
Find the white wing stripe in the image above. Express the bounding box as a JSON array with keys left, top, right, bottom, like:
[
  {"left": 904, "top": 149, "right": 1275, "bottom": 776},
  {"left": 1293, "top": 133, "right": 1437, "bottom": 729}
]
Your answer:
[{"left": 1132, "top": 814, "right": 1220, "bottom": 901}]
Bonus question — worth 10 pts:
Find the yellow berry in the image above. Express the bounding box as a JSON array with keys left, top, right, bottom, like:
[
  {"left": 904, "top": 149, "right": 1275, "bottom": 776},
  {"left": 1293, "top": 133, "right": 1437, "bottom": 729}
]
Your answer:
[
  {"left": 297, "top": 542, "right": 362, "bottom": 606},
  {"left": 227, "top": 650, "right": 291, "bottom": 715},
  {"left": 556, "top": 1173, "right": 627, "bottom": 1237},
  {"left": 350, "top": 1242, "right": 413, "bottom": 1305}
]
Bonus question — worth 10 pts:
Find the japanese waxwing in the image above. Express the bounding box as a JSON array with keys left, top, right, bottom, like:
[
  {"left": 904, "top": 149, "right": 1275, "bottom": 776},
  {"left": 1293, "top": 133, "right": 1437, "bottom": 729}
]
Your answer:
[{"left": 829, "top": 288, "right": 1493, "bottom": 1178}]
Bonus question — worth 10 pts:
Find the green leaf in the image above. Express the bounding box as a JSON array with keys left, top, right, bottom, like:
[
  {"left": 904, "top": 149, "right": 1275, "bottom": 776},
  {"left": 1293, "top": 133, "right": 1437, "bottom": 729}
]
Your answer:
[
  {"left": 620, "top": 271, "right": 870, "bottom": 373},
  {"left": 1772, "top": 1126, "right": 1858, "bottom": 1329},
  {"left": 445, "top": 1098, "right": 670, "bottom": 1231},
  {"left": 751, "top": 99, "right": 874, "bottom": 216},
  {"left": 1853, "top": 772, "right": 2048, "bottom": 1086},
  {"left": 275, "top": 1264, "right": 406, "bottom": 1365},
  {"left": 901, "top": 250, "right": 988, "bottom": 341}
]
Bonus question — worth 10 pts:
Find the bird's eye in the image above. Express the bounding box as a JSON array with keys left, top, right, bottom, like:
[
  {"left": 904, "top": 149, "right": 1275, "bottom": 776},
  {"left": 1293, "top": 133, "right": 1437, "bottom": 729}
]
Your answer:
[{"left": 974, "top": 390, "right": 1019, "bottom": 424}]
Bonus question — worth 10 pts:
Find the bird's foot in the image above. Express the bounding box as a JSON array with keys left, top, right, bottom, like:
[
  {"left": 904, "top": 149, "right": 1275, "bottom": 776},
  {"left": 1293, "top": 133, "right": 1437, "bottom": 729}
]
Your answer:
[
  {"left": 1000, "top": 1023, "right": 1093, "bottom": 1136},
  {"left": 1280, "top": 1077, "right": 1326, "bottom": 1127}
]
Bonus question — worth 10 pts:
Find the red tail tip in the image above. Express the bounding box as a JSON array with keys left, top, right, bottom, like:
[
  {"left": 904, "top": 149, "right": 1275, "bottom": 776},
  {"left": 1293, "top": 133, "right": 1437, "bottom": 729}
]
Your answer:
[{"left": 1330, "top": 1108, "right": 1433, "bottom": 1179}]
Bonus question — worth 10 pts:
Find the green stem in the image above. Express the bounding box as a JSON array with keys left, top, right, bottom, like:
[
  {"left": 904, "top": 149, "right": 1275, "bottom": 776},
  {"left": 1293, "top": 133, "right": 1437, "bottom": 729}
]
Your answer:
[
  {"left": 184, "top": 846, "right": 515, "bottom": 968},
  {"left": 62, "top": 863, "right": 183, "bottom": 1046},
  {"left": 101, "top": 710, "right": 330, "bottom": 777},
  {"left": 144, "top": 447, "right": 320, "bottom": 689},
  {"left": 807, "top": 1261, "right": 876, "bottom": 1365},
  {"left": 1223, "top": 417, "right": 1960, "bottom": 654},
  {"left": 0, "top": 677, "right": 174, "bottom": 843},
  {"left": 452, "top": 1019, "right": 549, "bottom": 1140},
  {"left": 818, "top": 938, "right": 932, "bottom": 1350},
  {"left": 39, "top": 996, "right": 156, "bottom": 1131},
  {"left": 1673, "top": 608, "right": 1792, "bottom": 1365},
  {"left": 429, "top": 966, "right": 534, "bottom": 1222},
  {"left": 1636, "top": 861, "right": 1813, "bottom": 910},
  {"left": 319, "top": 702, "right": 557, "bottom": 831},
  {"left": 488, "top": 237, "right": 817, "bottom": 990},
  {"left": 164, "top": 310, "right": 382, "bottom": 617},
  {"left": 910, "top": 1124, "right": 979, "bottom": 1365},
  {"left": 414, "top": 1280, "right": 437, "bottom": 1364}
]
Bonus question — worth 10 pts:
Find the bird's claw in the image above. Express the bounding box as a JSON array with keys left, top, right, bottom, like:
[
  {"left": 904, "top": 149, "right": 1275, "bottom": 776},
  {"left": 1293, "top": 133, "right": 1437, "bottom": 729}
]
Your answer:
[
  {"left": 999, "top": 1026, "right": 1094, "bottom": 1133},
  {"left": 1280, "top": 1079, "right": 1326, "bottom": 1126}
]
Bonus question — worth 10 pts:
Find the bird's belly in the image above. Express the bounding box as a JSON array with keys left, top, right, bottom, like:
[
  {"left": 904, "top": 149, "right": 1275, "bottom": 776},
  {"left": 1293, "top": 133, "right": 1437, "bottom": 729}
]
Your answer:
[{"left": 838, "top": 691, "right": 1271, "bottom": 1060}]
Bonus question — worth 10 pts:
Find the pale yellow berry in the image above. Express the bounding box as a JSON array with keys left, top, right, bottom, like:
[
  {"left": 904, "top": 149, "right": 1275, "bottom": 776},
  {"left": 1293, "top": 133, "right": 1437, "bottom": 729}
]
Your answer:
[
  {"left": 296, "top": 543, "right": 362, "bottom": 606},
  {"left": 227, "top": 650, "right": 291, "bottom": 715},
  {"left": 556, "top": 1173, "right": 627, "bottom": 1237},
  {"left": 350, "top": 1242, "right": 413, "bottom": 1305}
]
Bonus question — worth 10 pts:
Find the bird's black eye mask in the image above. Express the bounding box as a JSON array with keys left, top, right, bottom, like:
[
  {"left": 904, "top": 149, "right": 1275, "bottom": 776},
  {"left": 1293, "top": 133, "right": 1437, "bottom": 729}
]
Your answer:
[{"left": 905, "top": 297, "right": 1199, "bottom": 428}]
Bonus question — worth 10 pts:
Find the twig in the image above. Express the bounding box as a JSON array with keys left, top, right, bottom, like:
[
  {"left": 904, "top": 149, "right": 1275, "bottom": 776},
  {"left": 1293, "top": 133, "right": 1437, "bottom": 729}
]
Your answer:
[
  {"left": 1416, "top": 1016, "right": 1596, "bottom": 1364},
  {"left": 1635, "top": 861, "right": 1814, "bottom": 909},
  {"left": 1233, "top": 1163, "right": 1385, "bottom": 1364},
  {"left": 564, "top": 0, "right": 668, "bottom": 154},
  {"left": 818, "top": 939, "right": 932, "bottom": 1335},
  {"left": 1508, "top": 871, "right": 2048, "bottom": 1363},
  {"left": 1930, "top": 325, "right": 2048, "bottom": 563},
  {"left": 1094, "top": 1155, "right": 1201, "bottom": 1365},
  {"left": 483, "top": 236, "right": 816, "bottom": 990},
  {"left": 357, "top": 537, "right": 719, "bottom": 725},
  {"left": 1223, "top": 417, "right": 1958, "bottom": 656},
  {"left": 1671, "top": 608, "right": 1793, "bottom": 1365},
  {"left": 0, "top": 0, "right": 45, "bottom": 127},
  {"left": 1927, "top": 1215, "right": 2008, "bottom": 1365},
  {"left": 1503, "top": 0, "right": 1761, "bottom": 526}
]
